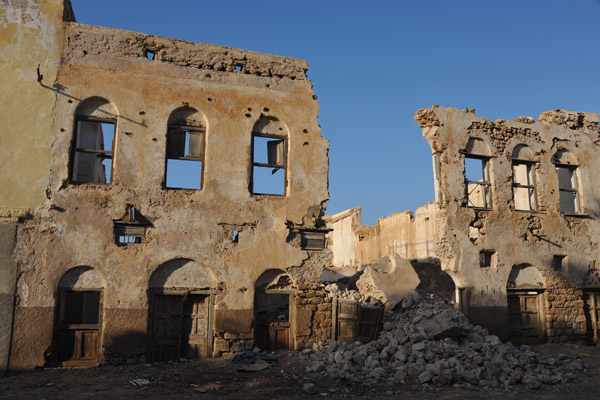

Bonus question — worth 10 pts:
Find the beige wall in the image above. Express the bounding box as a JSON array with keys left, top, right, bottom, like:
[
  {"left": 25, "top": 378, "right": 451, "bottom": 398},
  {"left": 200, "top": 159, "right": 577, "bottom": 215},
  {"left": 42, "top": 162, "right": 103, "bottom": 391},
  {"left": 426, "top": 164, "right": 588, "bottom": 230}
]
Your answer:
[
  {"left": 327, "top": 203, "right": 438, "bottom": 269},
  {"left": 415, "top": 106, "right": 600, "bottom": 340},
  {"left": 10, "top": 21, "right": 330, "bottom": 369},
  {"left": 0, "top": 0, "right": 69, "bottom": 216}
]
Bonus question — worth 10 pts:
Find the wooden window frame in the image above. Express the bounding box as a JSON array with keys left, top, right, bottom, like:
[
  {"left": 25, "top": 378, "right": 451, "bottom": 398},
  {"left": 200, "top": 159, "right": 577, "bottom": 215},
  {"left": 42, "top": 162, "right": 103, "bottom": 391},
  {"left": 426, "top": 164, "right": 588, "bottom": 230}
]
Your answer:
[
  {"left": 70, "top": 116, "right": 116, "bottom": 184},
  {"left": 464, "top": 154, "right": 493, "bottom": 210},
  {"left": 555, "top": 163, "right": 581, "bottom": 215},
  {"left": 511, "top": 159, "right": 538, "bottom": 211},
  {"left": 165, "top": 124, "right": 206, "bottom": 190},
  {"left": 250, "top": 131, "right": 287, "bottom": 196}
]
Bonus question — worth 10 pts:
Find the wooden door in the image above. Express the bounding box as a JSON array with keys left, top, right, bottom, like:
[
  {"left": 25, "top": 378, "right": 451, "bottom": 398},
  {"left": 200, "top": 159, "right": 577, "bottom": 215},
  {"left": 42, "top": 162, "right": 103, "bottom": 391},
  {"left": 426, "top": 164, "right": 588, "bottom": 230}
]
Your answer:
[
  {"left": 357, "top": 305, "right": 384, "bottom": 342},
  {"left": 269, "top": 321, "right": 291, "bottom": 350},
  {"left": 336, "top": 300, "right": 358, "bottom": 343},
  {"left": 57, "top": 290, "right": 101, "bottom": 366},
  {"left": 182, "top": 295, "right": 209, "bottom": 358},
  {"left": 583, "top": 291, "right": 600, "bottom": 344},
  {"left": 152, "top": 295, "right": 183, "bottom": 361},
  {"left": 508, "top": 292, "right": 544, "bottom": 346}
]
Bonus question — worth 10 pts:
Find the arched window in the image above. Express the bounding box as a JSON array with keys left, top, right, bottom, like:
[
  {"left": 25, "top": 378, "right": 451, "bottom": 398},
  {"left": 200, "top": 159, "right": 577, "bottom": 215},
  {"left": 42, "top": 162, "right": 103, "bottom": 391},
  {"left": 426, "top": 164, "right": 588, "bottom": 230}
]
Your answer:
[
  {"left": 165, "top": 107, "right": 206, "bottom": 190},
  {"left": 510, "top": 144, "right": 537, "bottom": 211},
  {"left": 463, "top": 137, "right": 492, "bottom": 209},
  {"left": 251, "top": 117, "right": 287, "bottom": 195},
  {"left": 70, "top": 98, "right": 117, "bottom": 183},
  {"left": 552, "top": 149, "right": 580, "bottom": 214}
]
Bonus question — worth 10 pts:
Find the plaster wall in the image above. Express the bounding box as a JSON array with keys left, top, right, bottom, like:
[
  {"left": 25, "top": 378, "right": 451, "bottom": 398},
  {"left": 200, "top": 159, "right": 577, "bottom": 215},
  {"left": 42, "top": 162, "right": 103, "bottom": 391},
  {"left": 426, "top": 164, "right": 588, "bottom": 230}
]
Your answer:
[
  {"left": 326, "top": 203, "right": 438, "bottom": 269},
  {"left": 415, "top": 106, "right": 600, "bottom": 340},
  {"left": 10, "top": 22, "right": 330, "bottom": 369}
]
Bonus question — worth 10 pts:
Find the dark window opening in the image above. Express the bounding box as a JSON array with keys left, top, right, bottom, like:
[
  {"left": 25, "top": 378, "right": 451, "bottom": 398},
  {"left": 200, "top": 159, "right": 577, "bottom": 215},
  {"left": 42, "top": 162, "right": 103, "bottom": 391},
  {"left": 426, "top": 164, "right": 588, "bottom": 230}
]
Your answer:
[
  {"left": 71, "top": 120, "right": 115, "bottom": 183},
  {"left": 232, "top": 230, "right": 239, "bottom": 243},
  {"left": 553, "top": 255, "right": 567, "bottom": 272},
  {"left": 166, "top": 125, "right": 205, "bottom": 190},
  {"left": 465, "top": 156, "right": 492, "bottom": 209},
  {"left": 480, "top": 250, "right": 496, "bottom": 268}
]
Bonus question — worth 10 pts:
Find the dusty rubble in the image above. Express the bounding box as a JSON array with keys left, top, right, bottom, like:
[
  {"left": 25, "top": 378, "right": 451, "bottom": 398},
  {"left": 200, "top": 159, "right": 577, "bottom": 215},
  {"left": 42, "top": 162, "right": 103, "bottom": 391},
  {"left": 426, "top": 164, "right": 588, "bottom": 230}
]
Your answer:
[{"left": 302, "top": 292, "right": 586, "bottom": 390}]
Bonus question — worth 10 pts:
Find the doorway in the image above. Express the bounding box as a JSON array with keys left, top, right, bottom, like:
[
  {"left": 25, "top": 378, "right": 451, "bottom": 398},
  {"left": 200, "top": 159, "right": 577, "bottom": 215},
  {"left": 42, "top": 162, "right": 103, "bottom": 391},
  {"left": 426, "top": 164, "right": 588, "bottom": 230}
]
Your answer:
[
  {"left": 151, "top": 294, "right": 212, "bottom": 361},
  {"left": 56, "top": 290, "right": 102, "bottom": 366},
  {"left": 583, "top": 290, "right": 600, "bottom": 345},
  {"left": 507, "top": 290, "right": 545, "bottom": 346}
]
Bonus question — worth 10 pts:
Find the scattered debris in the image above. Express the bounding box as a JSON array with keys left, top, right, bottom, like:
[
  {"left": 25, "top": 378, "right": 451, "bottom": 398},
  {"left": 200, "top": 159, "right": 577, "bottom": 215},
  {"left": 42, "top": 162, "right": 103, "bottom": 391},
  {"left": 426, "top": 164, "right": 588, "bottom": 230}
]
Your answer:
[
  {"left": 302, "top": 294, "right": 580, "bottom": 389},
  {"left": 128, "top": 378, "right": 150, "bottom": 386},
  {"left": 193, "top": 383, "right": 223, "bottom": 393}
]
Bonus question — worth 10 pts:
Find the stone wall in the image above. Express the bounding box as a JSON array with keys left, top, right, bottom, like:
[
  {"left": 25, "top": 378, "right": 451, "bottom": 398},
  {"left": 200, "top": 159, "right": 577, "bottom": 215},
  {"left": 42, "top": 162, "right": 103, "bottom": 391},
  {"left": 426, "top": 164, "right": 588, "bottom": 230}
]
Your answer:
[
  {"left": 415, "top": 106, "right": 600, "bottom": 342},
  {"left": 294, "top": 284, "right": 333, "bottom": 349}
]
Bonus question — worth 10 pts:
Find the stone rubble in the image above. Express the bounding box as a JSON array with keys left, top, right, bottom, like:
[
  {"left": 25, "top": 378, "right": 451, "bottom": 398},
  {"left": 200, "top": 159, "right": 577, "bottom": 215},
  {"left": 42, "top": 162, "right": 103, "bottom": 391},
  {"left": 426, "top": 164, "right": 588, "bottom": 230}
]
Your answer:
[{"left": 302, "top": 292, "right": 585, "bottom": 389}]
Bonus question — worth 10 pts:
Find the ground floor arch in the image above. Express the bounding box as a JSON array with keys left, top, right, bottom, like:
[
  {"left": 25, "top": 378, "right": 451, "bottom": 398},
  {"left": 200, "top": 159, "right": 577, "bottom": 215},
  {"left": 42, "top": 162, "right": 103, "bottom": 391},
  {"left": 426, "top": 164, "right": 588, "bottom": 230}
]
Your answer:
[
  {"left": 507, "top": 264, "right": 546, "bottom": 346},
  {"left": 55, "top": 266, "right": 104, "bottom": 366},
  {"left": 148, "top": 259, "right": 216, "bottom": 361},
  {"left": 254, "top": 269, "right": 294, "bottom": 350}
]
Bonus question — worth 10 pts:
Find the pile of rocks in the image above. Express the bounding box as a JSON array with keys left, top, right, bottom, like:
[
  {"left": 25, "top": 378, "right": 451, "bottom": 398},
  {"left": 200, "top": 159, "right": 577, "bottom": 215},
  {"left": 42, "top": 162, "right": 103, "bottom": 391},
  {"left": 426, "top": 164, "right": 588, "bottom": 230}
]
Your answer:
[{"left": 301, "top": 293, "right": 585, "bottom": 389}]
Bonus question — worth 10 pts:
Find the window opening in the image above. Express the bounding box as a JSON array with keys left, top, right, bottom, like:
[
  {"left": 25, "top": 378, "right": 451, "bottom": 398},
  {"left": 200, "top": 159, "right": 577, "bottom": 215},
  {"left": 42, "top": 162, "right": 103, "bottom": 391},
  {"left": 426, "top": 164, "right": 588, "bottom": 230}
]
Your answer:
[
  {"left": 232, "top": 230, "right": 239, "bottom": 243},
  {"left": 465, "top": 156, "right": 492, "bottom": 209},
  {"left": 553, "top": 255, "right": 567, "bottom": 272},
  {"left": 556, "top": 165, "right": 580, "bottom": 214},
  {"left": 165, "top": 108, "right": 205, "bottom": 190},
  {"left": 71, "top": 120, "right": 115, "bottom": 183},
  {"left": 251, "top": 118, "right": 287, "bottom": 195},
  {"left": 146, "top": 50, "right": 155, "bottom": 61},
  {"left": 480, "top": 250, "right": 497, "bottom": 268},
  {"left": 512, "top": 161, "right": 537, "bottom": 211},
  {"left": 113, "top": 206, "right": 152, "bottom": 246}
]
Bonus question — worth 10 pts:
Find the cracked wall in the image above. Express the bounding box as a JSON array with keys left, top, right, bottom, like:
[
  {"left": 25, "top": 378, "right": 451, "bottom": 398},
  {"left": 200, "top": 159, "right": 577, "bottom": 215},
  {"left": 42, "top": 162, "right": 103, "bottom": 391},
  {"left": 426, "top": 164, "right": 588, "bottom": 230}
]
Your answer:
[
  {"left": 6, "top": 7, "right": 331, "bottom": 370},
  {"left": 415, "top": 105, "right": 600, "bottom": 342}
]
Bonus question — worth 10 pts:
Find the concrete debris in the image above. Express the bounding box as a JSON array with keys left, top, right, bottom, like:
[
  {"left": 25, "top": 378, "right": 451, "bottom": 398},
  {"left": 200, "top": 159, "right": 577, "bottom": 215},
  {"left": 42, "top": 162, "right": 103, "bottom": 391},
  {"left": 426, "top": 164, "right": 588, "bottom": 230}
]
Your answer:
[
  {"left": 355, "top": 255, "right": 420, "bottom": 309},
  {"left": 301, "top": 295, "right": 580, "bottom": 389}
]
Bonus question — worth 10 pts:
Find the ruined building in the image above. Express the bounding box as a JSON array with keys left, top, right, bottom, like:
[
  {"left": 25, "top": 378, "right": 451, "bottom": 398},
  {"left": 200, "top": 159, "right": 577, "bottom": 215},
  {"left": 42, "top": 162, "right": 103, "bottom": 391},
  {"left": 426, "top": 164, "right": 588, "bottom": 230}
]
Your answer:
[
  {"left": 328, "top": 106, "right": 600, "bottom": 346},
  {"left": 1, "top": 0, "right": 332, "bottom": 372}
]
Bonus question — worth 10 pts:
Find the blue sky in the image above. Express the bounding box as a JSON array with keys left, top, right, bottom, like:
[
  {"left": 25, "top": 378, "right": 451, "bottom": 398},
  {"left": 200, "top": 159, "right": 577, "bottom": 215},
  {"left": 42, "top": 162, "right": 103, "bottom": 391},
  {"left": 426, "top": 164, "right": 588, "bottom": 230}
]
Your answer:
[{"left": 71, "top": 0, "right": 600, "bottom": 225}]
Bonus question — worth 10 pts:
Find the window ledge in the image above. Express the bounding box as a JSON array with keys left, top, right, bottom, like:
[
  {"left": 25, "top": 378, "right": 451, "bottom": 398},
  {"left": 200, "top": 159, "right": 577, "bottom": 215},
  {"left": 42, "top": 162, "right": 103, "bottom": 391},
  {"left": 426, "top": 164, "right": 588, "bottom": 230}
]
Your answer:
[
  {"left": 466, "top": 206, "right": 493, "bottom": 211},
  {"left": 562, "top": 213, "right": 591, "bottom": 219},
  {"left": 512, "top": 209, "right": 544, "bottom": 215}
]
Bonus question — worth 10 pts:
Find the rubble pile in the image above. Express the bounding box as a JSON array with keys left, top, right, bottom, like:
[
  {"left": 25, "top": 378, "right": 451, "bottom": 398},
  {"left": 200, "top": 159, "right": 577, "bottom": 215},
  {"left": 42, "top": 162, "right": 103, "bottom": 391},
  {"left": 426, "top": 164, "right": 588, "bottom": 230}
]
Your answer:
[{"left": 302, "top": 292, "right": 585, "bottom": 389}]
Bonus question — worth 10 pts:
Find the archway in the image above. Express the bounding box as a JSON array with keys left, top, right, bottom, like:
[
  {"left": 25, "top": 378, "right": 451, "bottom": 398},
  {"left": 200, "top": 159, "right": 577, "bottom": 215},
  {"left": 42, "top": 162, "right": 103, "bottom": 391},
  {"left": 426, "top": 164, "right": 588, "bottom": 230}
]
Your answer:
[
  {"left": 506, "top": 264, "right": 546, "bottom": 346},
  {"left": 254, "top": 270, "right": 293, "bottom": 350},
  {"left": 55, "top": 266, "right": 104, "bottom": 366},
  {"left": 582, "top": 269, "right": 600, "bottom": 344},
  {"left": 148, "top": 259, "right": 216, "bottom": 361}
]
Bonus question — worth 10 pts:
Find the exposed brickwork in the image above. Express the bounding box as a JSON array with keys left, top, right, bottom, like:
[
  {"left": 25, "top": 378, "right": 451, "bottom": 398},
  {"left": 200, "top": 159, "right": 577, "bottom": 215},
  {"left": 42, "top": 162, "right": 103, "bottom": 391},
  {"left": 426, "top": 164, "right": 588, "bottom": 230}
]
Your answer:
[{"left": 293, "top": 284, "right": 333, "bottom": 349}]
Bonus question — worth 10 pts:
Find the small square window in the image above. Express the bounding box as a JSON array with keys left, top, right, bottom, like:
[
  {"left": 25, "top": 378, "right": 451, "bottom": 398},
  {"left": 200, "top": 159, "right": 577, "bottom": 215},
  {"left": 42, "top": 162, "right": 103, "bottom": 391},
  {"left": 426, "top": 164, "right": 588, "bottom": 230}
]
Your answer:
[
  {"left": 480, "top": 250, "right": 497, "bottom": 268},
  {"left": 553, "top": 255, "right": 567, "bottom": 272}
]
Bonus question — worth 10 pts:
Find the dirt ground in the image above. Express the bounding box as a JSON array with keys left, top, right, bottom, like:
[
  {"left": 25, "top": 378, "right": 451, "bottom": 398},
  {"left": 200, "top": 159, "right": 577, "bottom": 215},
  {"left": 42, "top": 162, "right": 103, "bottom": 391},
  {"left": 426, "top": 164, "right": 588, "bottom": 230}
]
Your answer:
[{"left": 2, "top": 343, "right": 600, "bottom": 400}]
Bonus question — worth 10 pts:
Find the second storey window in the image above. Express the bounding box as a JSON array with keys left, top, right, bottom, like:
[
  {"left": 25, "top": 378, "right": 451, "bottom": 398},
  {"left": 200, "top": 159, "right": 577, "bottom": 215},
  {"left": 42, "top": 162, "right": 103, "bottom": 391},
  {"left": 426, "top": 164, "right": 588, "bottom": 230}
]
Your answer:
[
  {"left": 251, "top": 117, "right": 287, "bottom": 195},
  {"left": 165, "top": 107, "right": 206, "bottom": 190},
  {"left": 70, "top": 98, "right": 117, "bottom": 184},
  {"left": 511, "top": 145, "right": 537, "bottom": 211},
  {"left": 463, "top": 138, "right": 492, "bottom": 209},
  {"left": 553, "top": 149, "right": 580, "bottom": 214}
]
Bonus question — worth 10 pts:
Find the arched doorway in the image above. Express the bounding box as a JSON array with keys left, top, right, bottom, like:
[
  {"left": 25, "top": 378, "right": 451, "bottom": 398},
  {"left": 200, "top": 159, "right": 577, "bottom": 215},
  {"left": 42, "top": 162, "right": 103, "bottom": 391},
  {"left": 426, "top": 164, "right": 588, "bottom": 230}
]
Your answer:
[
  {"left": 507, "top": 264, "right": 546, "bottom": 346},
  {"left": 582, "top": 269, "right": 600, "bottom": 344},
  {"left": 148, "top": 259, "right": 216, "bottom": 361},
  {"left": 55, "top": 266, "right": 104, "bottom": 366},
  {"left": 254, "top": 270, "right": 293, "bottom": 350}
]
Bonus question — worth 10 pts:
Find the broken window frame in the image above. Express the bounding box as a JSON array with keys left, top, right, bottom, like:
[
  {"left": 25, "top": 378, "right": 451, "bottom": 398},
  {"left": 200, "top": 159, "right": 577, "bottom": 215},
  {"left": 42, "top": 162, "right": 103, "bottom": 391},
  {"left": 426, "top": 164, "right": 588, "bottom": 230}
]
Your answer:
[
  {"left": 511, "top": 159, "right": 538, "bottom": 211},
  {"left": 70, "top": 116, "right": 116, "bottom": 184},
  {"left": 165, "top": 124, "right": 206, "bottom": 190},
  {"left": 464, "top": 154, "right": 493, "bottom": 210},
  {"left": 250, "top": 131, "right": 287, "bottom": 196},
  {"left": 554, "top": 163, "right": 581, "bottom": 215}
]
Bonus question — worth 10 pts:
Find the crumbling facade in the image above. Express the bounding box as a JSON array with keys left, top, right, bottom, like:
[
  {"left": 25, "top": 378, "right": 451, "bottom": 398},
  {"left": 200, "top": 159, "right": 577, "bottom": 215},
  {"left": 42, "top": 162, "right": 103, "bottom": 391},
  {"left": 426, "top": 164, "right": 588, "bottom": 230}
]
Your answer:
[
  {"left": 2, "top": 0, "right": 332, "bottom": 371},
  {"left": 329, "top": 105, "right": 600, "bottom": 346}
]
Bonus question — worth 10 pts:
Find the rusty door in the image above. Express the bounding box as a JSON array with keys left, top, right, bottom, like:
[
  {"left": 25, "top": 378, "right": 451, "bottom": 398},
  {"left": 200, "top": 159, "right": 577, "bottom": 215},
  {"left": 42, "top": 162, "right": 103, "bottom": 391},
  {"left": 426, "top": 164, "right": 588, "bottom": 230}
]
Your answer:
[
  {"left": 181, "top": 295, "right": 209, "bottom": 358},
  {"left": 583, "top": 291, "right": 600, "bottom": 344},
  {"left": 152, "top": 295, "right": 183, "bottom": 361},
  {"left": 57, "top": 290, "right": 102, "bottom": 366},
  {"left": 507, "top": 292, "right": 544, "bottom": 346}
]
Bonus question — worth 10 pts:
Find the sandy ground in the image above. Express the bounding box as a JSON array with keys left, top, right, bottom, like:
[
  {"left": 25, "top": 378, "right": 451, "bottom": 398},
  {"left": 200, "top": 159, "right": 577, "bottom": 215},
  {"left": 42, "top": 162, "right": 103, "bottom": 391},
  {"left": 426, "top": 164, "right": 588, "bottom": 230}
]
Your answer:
[{"left": 1, "top": 343, "right": 600, "bottom": 400}]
